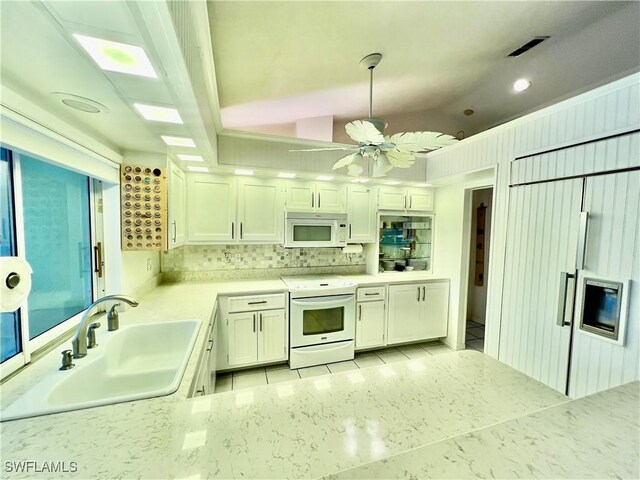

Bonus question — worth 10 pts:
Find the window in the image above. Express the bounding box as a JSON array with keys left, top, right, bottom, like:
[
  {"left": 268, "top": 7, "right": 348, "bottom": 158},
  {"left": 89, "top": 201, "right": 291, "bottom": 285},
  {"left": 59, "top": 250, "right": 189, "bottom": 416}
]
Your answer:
[{"left": 0, "top": 147, "right": 101, "bottom": 376}]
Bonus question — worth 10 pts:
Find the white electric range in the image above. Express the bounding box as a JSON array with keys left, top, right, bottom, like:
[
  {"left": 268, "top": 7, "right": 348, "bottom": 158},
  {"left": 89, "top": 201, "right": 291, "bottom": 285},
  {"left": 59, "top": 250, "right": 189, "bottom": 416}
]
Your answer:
[{"left": 281, "top": 275, "right": 357, "bottom": 369}]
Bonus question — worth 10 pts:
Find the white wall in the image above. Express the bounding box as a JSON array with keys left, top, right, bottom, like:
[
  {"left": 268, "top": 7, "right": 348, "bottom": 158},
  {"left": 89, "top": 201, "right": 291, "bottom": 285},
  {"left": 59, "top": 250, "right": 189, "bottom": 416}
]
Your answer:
[{"left": 432, "top": 172, "right": 494, "bottom": 350}]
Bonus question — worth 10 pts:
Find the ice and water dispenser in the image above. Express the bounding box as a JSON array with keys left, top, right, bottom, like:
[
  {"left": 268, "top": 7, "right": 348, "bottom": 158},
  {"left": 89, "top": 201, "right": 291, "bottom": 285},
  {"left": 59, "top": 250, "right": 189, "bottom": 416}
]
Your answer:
[{"left": 578, "top": 278, "right": 628, "bottom": 344}]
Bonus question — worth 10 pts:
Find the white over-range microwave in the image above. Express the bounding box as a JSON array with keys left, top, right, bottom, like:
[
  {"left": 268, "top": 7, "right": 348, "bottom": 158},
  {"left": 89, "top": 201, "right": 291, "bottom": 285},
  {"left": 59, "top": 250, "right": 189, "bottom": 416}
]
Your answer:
[{"left": 284, "top": 212, "right": 348, "bottom": 248}]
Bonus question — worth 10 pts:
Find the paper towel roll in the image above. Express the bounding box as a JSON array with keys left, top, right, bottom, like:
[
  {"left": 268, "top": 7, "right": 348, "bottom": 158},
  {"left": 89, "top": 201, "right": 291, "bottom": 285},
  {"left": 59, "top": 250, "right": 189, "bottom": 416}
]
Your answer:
[
  {"left": 342, "top": 244, "right": 363, "bottom": 254},
  {"left": 0, "top": 257, "right": 33, "bottom": 313}
]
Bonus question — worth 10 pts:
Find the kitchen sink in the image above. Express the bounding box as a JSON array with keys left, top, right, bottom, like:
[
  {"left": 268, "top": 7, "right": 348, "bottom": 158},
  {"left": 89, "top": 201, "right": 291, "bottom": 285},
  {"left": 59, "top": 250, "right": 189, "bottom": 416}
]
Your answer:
[{"left": 1, "top": 319, "right": 201, "bottom": 421}]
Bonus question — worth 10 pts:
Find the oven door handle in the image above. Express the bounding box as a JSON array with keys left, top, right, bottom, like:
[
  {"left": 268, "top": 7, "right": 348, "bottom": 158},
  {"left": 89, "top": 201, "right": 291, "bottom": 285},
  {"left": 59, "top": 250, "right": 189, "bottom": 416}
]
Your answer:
[{"left": 291, "top": 294, "right": 354, "bottom": 309}]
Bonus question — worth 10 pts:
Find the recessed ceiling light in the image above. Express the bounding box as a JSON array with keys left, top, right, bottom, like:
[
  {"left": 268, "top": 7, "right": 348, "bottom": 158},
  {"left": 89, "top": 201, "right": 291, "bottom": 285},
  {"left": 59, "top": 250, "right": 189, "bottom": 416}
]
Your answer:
[
  {"left": 413, "top": 183, "right": 433, "bottom": 187},
  {"left": 187, "top": 166, "right": 209, "bottom": 173},
  {"left": 161, "top": 136, "right": 196, "bottom": 147},
  {"left": 384, "top": 181, "right": 402, "bottom": 186},
  {"left": 316, "top": 175, "right": 334, "bottom": 181},
  {"left": 51, "top": 92, "right": 109, "bottom": 114},
  {"left": 73, "top": 34, "right": 157, "bottom": 78},
  {"left": 277, "top": 172, "right": 296, "bottom": 179},
  {"left": 351, "top": 179, "right": 369, "bottom": 183},
  {"left": 177, "top": 154, "right": 204, "bottom": 162},
  {"left": 513, "top": 78, "right": 532, "bottom": 92},
  {"left": 234, "top": 169, "right": 254, "bottom": 176},
  {"left": 134, "top": 103, "right": 183, "bottom": 124}
]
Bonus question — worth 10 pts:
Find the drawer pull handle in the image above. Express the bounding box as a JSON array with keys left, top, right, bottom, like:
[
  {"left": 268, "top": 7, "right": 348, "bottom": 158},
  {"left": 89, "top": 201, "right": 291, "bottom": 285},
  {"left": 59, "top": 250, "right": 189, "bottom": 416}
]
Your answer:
[
  {"left": 248, "top": 300, "right": 267, "bottom": 305},
  {"left": 364, "top": 293, "right": 379, "bottom": 296}
]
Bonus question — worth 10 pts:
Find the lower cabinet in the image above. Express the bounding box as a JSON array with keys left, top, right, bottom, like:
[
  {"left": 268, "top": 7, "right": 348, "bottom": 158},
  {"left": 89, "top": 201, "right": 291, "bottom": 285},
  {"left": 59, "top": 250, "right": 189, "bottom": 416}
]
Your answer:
[
  {"left": 227, "top": 308, "right": 287, "bottom": 366},
  {"left": 218, "top": 293, "right": 288, "bottom": 370},
  {"left": 355, "top": 286, "right": 386, "bottom": 350},
  {"left": 190, "top": 307, "right": 218, "bottom": 397},
  {"left": 387, "top": 281, "right": 449, "bottom": 345}
]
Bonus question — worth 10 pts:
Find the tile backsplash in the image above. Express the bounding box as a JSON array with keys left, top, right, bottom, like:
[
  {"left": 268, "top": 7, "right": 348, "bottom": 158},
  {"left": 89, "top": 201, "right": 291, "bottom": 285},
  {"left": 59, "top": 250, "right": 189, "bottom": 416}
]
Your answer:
[{"left": 162, "top": 245, "right": 366, "bottom": 282}]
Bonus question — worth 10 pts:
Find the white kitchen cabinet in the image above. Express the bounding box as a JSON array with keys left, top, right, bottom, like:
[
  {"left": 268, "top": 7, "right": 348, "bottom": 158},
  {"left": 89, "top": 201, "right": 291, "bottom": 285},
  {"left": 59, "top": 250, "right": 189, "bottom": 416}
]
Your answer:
[
  {"left": 190, "top": 308, "right": 218, "bottom": 397},
  {"left": 237, "top": 177, "right": 283, "bottom": 243},
  {"left": 356, "top": 299, "right": 386, "bottom": 350},
  {"left": 347, "top": 184, "right": 376, "bottom": 243},
  {"left": 257, "top": 309, "right": 287, "bottom": 363},
  {"left": 186, "top": 174, "right": 236, "bottom": 243},
  {"left": 285, "top": 181, "right": 345, "bottom": 213},
  {"left": 168, "top": 162, "right": 186, "bottom": 249},
  {"left": 406, "top": 188, "right": 434, "bottom": 211},
  {"left": 218, "top": 293, "right": 288, "bottom": 370},
  {"left": 387, "top": 281, "right": 449, "bottom": 344},
  {"left": 378, "top": 186, "right": 434, "bottom": 212},
  {"left": 228, "top": 311, "right": 259, "bottom": 366}
]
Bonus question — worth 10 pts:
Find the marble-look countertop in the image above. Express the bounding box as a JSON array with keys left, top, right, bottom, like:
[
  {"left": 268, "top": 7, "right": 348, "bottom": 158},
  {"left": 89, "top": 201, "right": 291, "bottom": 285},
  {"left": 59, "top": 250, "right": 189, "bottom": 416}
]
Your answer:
[
  {"left": 332, "top": 381, "right": 640, "bottom": 479},
  {"left": 1, "top": 350, "right": 571, "bottom": 479}
]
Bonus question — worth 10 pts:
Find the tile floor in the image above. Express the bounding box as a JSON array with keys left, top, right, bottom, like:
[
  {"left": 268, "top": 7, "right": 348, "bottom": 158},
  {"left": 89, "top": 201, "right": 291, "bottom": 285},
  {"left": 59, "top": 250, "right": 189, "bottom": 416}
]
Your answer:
[
  {"left": 214, "top": 341, "right": 453, "bottom": 393},
  {"left": 465, "top": 319, "right": 485, "bottom": 352}
]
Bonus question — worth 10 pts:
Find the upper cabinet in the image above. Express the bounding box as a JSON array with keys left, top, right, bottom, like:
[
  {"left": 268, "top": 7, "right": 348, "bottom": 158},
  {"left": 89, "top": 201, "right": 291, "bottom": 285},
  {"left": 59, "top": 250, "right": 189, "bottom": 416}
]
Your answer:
[
  {"left": 346, "top": 184, "right": 376, "bottom": 243},
  {"left": 237, "top": 178, "right": 283, "bottom": 243},
  {"left": 186, "top": 174, "right": 284, "bottom": 244},
  {"left": 186, "top": 174, "right": 236, "bottom": 243},
  {"left": 168, "top": 162, "right": 186, "bottom": 249},
  {"left": 378, "top": 186, "right": 434, "bottom": 212},
  {"left": 285, "top": 181, "right": 345, "bottom": 213}
]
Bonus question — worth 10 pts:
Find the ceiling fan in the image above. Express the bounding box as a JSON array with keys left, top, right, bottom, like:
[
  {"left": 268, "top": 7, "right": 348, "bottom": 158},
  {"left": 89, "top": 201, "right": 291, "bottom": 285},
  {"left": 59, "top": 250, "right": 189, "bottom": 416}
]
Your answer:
[{"left": 293, "top": 53, "right": 459, "bottom": 178}]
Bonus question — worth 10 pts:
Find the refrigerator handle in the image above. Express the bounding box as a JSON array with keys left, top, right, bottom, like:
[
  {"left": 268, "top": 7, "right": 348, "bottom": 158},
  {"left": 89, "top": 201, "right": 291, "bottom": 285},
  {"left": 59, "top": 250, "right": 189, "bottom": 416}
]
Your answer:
[
  {"left": 557, "top": 272, "right": 576, "bottom": 327},
  {"left": 576, "top": 212, "right": 589, "bottom": 270}
]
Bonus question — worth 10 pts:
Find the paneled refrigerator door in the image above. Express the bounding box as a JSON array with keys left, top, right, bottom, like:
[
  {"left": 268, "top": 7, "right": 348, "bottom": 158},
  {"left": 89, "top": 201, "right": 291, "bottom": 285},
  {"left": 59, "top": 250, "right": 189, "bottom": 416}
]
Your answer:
[
  {"left": 569, "top": 171, "right": 640, "bottom": 398},
  {"left": 498, "top": 178, "right": 583, "bottom": 393}
]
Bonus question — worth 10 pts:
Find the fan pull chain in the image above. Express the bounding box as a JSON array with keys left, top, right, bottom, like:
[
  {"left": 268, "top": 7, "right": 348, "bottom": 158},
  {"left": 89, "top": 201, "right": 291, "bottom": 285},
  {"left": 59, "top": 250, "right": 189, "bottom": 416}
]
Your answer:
[{"left": 369, "top": 66, "right": 374, "bottom": 118}]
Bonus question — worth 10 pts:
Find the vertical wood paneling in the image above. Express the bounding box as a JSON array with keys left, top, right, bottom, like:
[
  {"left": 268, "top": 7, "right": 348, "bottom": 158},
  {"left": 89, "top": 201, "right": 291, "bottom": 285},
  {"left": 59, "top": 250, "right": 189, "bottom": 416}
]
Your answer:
[
  {"left": 498, "top": 179, "right": 582, "bottom": 392},
  {"left": 569, "top": 171, "right": 640, "bottom": 398}
]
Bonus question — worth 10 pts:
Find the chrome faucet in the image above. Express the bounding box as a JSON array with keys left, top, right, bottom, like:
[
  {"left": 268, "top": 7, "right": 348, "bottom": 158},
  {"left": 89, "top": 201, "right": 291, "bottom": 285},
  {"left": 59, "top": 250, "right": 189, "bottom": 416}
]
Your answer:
[{"left": 71, "top": 295, "right": 139, "bottom": 358}]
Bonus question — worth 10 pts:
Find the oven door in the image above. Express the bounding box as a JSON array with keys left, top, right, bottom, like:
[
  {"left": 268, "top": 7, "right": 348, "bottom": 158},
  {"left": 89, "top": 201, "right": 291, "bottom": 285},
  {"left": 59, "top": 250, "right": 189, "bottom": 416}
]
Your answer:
[
  {"left": 290, "top": 294, "right": 355, "bottom": 347},
  {"left": 285, "top": 219, "right": 337, "bottom": 248}
]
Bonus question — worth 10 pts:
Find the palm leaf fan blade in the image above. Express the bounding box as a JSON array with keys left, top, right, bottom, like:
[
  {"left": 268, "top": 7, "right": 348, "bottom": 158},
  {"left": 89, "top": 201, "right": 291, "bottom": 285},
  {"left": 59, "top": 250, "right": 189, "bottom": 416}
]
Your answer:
[
  {"left": 345, "top": 120, "right": 385, "bottom": 145},
  {"left": 386, "top": 149, "right": 415, "bottom": 168},
  {"left": 389, "top": 131, "right": 458, "bottom": 153},
  {"left": 332, "top": 152, "right": 360, "bottom": 170}
]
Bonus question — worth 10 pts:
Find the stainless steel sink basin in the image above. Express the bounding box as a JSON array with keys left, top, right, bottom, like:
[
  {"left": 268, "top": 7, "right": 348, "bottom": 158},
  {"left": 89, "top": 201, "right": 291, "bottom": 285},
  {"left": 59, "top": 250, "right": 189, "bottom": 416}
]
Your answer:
[{"left": 1, "top": 319, "right": 201, "bottom": 421}]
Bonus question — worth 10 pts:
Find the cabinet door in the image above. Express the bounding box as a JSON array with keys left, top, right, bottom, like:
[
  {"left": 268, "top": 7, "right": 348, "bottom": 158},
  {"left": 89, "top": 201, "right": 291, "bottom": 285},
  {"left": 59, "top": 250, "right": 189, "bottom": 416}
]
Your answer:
[
  {"left": 421, "top": 282, "right": 449, "bottom": 339},
  {"left": 286, "top": 182, "right": 315, "bottom": 211},
  {"left": 356, "top": 301, "right": 386, "bottom": 349},
  {"left": 498, "top": 179, "right": 582, "bottom": 393},
  {"left": 237, "top": 178, "right": 282, "bottom": 242},
  {"left": 168, "top": 163, "right": 186, "bottom": 248},
  {"left": 187, "top": 175, "right": 236, "bottom": 242},
  {"left": 257, "top": 309, "right": 287, "bottom": 363},
  {"left": 227, "top": 312, "right": 258, "bottom": 367},
  {"left": 378, "top": 186, "right": 406, "bottom": 210},
  {"left": 387, "top": 283, "right": 422, "bottom": 344},
  {"left": 407, "top": 188, "right": 434, "bottom": 212},
  {"left": 347, "top": 185, "right": 376, "bottom": 243},
  {"left": 316, "top": 182, "right": 344, "bottom": 212}
]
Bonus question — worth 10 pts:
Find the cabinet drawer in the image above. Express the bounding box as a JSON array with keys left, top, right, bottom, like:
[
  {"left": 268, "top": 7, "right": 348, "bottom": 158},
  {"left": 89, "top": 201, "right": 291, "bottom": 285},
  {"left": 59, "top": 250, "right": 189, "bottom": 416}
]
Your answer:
[
  {"left": 357, "top": 286, "right": 386, "bottom": 302},
  {"left": 228, "top": 293, "right": 286, "bottom": 313}
]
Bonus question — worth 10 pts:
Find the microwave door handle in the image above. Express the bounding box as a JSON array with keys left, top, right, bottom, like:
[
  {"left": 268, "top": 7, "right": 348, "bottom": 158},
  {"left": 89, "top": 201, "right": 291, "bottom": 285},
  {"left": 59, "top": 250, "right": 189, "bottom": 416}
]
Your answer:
[
  {"left": 311, "top": 193, "right": 314, "bottom": 209},
  {"left": 318, "top": 192, "right": 320, "bottom": 209}
]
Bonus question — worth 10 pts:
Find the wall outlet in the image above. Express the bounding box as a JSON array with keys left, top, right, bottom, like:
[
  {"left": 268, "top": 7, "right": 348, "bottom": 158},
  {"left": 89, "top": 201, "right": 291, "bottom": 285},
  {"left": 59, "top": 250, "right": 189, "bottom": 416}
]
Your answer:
[
  {"left": 146, "top": 257, "right": 152, "bottom": 272},
  {"left": 224, "top": 251, "right": 232, "bottom": 263}
]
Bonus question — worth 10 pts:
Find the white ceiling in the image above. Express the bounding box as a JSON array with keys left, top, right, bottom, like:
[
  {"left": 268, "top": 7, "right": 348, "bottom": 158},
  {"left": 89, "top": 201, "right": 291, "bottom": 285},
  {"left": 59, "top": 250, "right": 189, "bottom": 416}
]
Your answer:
[
  {"left": 0, "top": 1, "right": 215, "bottom": 166},
  {"left": 208, "top": 1, "right": 640, "bottom": 142}
]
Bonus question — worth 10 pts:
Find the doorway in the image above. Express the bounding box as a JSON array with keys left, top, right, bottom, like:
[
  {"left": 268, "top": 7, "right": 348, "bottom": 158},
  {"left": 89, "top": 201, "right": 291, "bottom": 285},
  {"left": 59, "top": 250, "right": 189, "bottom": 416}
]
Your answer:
[{"left": 465, "top": 187, "right": 493, "bottom": 352}]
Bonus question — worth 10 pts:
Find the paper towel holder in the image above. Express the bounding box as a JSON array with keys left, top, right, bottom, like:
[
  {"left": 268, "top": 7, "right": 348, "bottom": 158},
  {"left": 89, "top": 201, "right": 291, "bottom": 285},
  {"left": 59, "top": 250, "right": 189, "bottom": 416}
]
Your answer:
[{"left": 5, "top": 272, "right": 20, "bottom": 289}]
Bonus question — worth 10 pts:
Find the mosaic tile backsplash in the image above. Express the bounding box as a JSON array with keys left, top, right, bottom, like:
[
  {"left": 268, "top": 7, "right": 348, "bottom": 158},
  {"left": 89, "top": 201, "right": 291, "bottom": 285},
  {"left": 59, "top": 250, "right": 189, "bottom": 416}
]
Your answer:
[{"left": 161, "top": 245, "right": 366, "bottom": 281}]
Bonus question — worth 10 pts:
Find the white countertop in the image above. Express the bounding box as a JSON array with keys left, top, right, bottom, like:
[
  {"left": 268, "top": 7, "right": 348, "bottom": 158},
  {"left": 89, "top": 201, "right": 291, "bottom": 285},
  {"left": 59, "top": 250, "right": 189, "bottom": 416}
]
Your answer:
[
  {"left": 6, "top": 275, "right": 633, "bottom": 479},
  {"left": 1, "top": 274, "right": 636, "bottom": 479}
]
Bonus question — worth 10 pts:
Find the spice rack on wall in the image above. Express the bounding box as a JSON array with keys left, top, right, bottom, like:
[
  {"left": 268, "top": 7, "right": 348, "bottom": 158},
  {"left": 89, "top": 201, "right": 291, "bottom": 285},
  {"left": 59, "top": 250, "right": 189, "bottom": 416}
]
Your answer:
[{"left": 120, "top": 164, "right": 167, "bottom": 251}]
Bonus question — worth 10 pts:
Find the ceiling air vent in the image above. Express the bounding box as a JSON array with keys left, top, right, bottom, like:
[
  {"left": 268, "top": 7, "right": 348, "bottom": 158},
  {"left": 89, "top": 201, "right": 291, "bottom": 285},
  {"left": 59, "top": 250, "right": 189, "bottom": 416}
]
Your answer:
[{"left": 507, "top": 36, "right": 550, "bottom": 57}]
